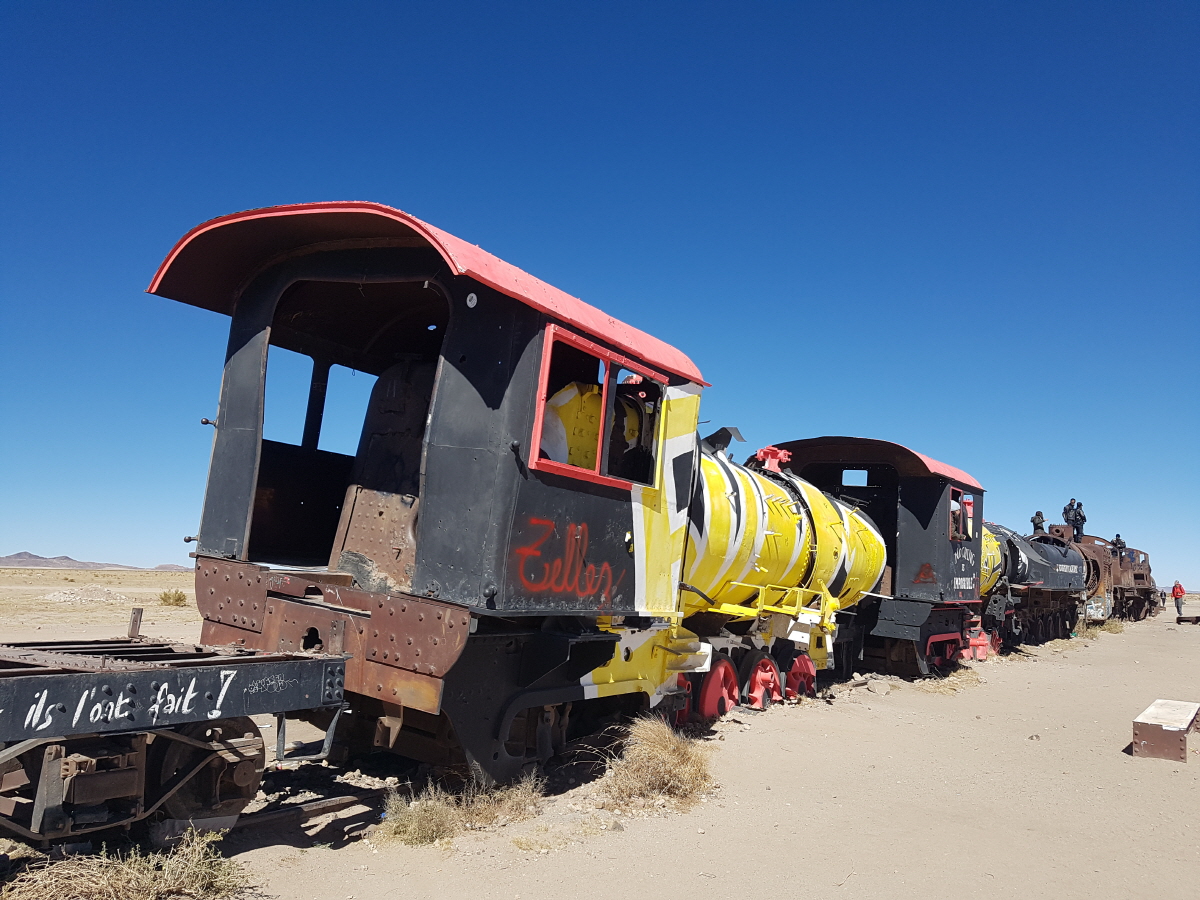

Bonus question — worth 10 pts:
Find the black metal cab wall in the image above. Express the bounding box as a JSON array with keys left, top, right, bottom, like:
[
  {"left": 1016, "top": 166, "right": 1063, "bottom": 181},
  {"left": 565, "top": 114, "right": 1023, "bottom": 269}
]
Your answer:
[{"left": 149, "top": 202, "right": 704, "bottom": 618}]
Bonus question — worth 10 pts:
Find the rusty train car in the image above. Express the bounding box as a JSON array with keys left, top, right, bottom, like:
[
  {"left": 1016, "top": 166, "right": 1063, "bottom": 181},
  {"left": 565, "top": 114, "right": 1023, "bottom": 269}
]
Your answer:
[{"left": 976, "top": 521, "right": 1158, "bottom": 650}]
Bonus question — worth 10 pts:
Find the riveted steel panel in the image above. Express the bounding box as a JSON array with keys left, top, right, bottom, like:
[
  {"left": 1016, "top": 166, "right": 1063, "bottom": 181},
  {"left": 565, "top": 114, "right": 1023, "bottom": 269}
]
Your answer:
[{"left": 198, "top": 559, "right": 267, "bottom": 633}]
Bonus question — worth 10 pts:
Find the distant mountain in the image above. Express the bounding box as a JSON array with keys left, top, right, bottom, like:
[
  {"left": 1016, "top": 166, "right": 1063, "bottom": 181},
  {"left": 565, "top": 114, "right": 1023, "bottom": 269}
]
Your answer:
[{"left": 0, "top": 552, "right": 189, "bottom": 571}]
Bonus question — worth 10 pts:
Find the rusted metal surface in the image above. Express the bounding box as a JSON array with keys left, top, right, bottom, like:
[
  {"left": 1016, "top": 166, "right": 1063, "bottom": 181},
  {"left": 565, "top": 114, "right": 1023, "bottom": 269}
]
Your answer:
[
  {"left": 1049, "top": 528, "right": 1158, "bottom": 621},
  {"left": 198, "top": 558, "right": 268, "bottom": 633},
  {"left": 1132, "top": 700, "right": 1198, "bottom": 763},
  {"left": 0, "top": 644, "right": 163, "bottom": 673},
  {"left": 194, "top": 556, "right": 470, "bottom": 715},
  {"left": 329, "top": 487, "right": 419, "bottom": 593}
]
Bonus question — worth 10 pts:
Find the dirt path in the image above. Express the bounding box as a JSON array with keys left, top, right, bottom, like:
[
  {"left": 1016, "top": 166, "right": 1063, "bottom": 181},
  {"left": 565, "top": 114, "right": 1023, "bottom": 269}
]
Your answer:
[
  {"left": 225, "top": 608, "right": 1198, "bottom": 900},
  {"left": 1, "top": 572, "right": 1196, "bottom": 899}
]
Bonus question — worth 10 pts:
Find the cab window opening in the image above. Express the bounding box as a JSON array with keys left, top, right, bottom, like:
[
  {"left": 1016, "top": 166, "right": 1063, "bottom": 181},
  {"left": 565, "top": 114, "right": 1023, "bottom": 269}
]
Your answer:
[
  {"left": 950, "top": 489, "right": 975, "bottom": 541},
  {"left": 246, "top": 278, "right": 449, "bottom": 571},
  {"left": 535, "top": 329, "right": 664, "bottom": 488},
  {"left": 604, "top": 367, "right": 660, "bottom": 484}
]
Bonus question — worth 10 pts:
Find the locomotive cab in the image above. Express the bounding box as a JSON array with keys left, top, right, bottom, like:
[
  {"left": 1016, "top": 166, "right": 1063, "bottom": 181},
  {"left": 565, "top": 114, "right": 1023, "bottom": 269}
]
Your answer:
[
  {"left": 150, "top": 203, "right": 704, "bottom": 615},
  {"left": 770, "top": 437, "right": 986, "bottom": 674},
  {"left": 150, "top": 202, "right": 707, "bottom": 780}
]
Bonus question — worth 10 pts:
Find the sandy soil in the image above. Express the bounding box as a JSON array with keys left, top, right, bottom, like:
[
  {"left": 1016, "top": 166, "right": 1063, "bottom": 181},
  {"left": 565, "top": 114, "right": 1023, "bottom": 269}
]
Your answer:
[
  {"left": 0, "top": 566, "right": 202, "bottom": 642},
  {"left": 1, "top": 572, "right": 1197, "bottom": 899}
]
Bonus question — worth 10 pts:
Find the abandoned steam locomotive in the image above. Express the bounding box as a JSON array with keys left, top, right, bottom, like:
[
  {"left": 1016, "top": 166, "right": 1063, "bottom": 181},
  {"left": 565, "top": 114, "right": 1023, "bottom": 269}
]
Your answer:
[
  {"left": 0, "top": 201, "right": 1156, "bottom": 843},
  {"left": 145, "top": 202, "right": 1153, "bottom": 775}
]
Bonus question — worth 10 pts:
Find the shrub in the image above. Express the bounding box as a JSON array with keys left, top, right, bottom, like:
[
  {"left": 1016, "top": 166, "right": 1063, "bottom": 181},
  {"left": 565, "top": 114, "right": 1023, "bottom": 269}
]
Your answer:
[
  {"left": 377, "top": 774, "right": 544, "bottom": 847},
  {"left": 158, "top": 589, "right": 187, "bottom": 607},
  {"left": 600, "top": 717, "right": 712, "bottom": 809}
]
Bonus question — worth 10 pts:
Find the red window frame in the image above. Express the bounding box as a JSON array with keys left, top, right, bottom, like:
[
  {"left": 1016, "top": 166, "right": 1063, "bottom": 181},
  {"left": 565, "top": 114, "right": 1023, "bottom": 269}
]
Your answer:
[{"left": 529, "top": 324, "right": 666, "bottom": 490}]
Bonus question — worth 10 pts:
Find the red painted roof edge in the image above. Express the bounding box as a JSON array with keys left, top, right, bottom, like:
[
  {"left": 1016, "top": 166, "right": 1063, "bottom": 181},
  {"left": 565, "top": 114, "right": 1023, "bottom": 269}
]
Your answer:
[
  {"left": 778, "top": 436, "right": 984, "bottom": 492},
  {"left": 906, "top": 447, "right": 983, "bottom": 491},
  {"left": 147, "top": 201, "right": 706, "bottom": 386}
]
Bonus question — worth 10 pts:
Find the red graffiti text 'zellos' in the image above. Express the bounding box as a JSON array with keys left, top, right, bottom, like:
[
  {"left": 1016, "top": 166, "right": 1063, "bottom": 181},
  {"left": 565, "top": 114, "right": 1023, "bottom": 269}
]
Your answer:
[{"left": 514, "top": 518, "right": 623, "bottom": 601}]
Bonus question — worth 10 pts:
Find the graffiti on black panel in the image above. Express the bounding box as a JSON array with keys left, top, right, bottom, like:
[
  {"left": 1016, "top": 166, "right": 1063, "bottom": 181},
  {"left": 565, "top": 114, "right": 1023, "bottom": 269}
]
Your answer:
[{"left": 513, "top": 517, "right": 626, "bottom": 605}]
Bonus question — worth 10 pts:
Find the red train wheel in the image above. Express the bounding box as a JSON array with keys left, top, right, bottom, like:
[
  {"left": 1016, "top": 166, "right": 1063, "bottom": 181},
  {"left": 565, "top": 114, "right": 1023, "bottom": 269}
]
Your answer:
[
  {"left": 785, "top": 653, "right": 817, "bottom": 699},
  {"left": 697, "top": 655, "right": 739, "bottom": 718},
  {"left": 740, "top": 651, "right": 783, "bottom": 710},
  {"left": 672, "top": 674, "right": 694, "bottom": 726}
]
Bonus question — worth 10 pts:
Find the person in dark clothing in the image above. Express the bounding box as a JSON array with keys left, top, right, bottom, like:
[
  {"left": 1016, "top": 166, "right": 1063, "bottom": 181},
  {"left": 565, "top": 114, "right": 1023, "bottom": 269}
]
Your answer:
[
  {"left": 1030, "top": 511, "right": 1046, "bottom": 534},
  {"left": 1072, "top": 503, "right": 1086, "bottom": 542},
  {"left": 1112, "top": 534, "right": 1127, "bottom": 555},
  {"left": 1063, "top": 499, "right": 1077, "bottom": 526}
]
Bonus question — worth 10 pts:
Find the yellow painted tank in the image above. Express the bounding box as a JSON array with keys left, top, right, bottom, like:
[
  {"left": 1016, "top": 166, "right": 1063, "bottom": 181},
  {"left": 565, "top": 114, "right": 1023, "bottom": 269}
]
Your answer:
[{"left": 682, "top": 448, "right": 887, "bottom": 666}]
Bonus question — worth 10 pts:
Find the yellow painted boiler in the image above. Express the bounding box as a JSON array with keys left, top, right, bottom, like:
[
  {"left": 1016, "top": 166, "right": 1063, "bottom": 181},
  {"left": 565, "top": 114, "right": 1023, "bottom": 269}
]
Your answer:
[{"left": 681, "top": 448, "right": 887, "bottom": 667}]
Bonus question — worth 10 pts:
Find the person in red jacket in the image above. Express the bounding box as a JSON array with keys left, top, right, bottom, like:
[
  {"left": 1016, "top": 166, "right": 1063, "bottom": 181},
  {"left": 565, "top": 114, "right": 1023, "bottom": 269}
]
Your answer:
[{"left": 1173, "top": 581, "right": 1187, "bottom": 616}]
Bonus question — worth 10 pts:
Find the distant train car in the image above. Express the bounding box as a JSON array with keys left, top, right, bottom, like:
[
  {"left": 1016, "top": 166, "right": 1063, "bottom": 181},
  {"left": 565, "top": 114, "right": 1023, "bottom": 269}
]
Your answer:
[
  {"left": 978, "top": 521, "right": 1158, "bottom": 649},
  {"left": 1045, "top": 526, "right": 1158, "bottom": 621},
  {"left": 763, "top": 437, "right": 987, "bottom": 675},
  {"left": 979, "top": 523, "right": 1087, "bottom": 644}
]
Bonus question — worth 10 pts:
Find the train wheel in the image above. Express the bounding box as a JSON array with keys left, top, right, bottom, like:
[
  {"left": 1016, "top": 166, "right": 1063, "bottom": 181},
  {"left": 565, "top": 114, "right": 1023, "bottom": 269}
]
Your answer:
[
  {"left": 673, "top": 674, "right": 694, "bottom": 726},
  {"left": 697, "top": 655, "right": 740, "bottom": 719},
  {"left": 739, "top": 651, "right": 783, "bottom": 710},
  {"left": 785, "top": 653, "right": 817, "bottom": 699},
  {"left": 151, "top": 717, "right": 265, "bottom": 820}
]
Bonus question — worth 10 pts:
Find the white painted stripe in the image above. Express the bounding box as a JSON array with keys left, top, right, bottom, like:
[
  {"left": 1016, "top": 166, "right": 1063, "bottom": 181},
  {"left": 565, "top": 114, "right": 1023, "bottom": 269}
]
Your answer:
[{"left": 631, "top": 484, "right": 648, "bottom": 612}]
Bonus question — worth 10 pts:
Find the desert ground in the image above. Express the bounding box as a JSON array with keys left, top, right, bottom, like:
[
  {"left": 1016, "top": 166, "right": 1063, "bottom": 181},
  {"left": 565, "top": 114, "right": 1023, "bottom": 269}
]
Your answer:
[{"left": 1, "top": 570, "right": 1197, "bottom": 900}]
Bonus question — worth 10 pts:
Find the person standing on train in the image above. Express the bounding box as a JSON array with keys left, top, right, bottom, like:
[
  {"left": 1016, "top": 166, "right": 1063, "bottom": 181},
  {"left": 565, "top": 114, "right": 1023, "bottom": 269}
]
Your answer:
[
  {"left": 1172, "top": 581, "right": 1186, "bottom": 616},
  {"left": 1031, "top": 511, "right": 1046, "bottom": 534},
  {"left": 1063, "top": 499, "right": 1077, "bottom": 526},
  {"left": 1112, "top": 534, "right": 1127, "bottom": 555},
  {"left": 1072, "top": 503, "right": 1086, "bottom": 542}
]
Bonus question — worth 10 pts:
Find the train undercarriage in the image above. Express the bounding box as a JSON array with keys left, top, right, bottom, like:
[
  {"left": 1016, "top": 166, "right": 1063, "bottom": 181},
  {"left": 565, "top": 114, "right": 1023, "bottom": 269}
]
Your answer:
[{"left": 0, "top": 636, "right": 344, "bottom": 845}]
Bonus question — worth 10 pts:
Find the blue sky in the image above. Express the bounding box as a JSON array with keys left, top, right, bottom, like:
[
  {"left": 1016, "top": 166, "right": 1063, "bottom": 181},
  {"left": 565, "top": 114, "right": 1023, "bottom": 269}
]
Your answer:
[{"left": 1, "top": 2, "right": 1197, "bottom": 584}]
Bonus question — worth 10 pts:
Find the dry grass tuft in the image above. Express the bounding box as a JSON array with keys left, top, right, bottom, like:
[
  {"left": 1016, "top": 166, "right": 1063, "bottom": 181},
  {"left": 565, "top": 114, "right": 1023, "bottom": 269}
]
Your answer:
[
  {"left": 377, "top": 774, "right": 544, "bottom": 847},
  {"left": 157, "top": 589, "right": 187, "bottom": 607},
  {"left": 511, "top": 825, "right": 573, "bottom": 853},
  {"left": 1071, "top": 618, "right": 1126, "bottom": 643},
  {"left": 1039, "top": 637, "right": 1077, "bottom": 651},
  {"left": 0, "top": 830, "right": 247, "bottom": 900},
  {"left": 600, "top": 717, "right": 712, "bottom": 809},
  {"left": 917, "top": 667, "right": 983, "bottom": 694}
]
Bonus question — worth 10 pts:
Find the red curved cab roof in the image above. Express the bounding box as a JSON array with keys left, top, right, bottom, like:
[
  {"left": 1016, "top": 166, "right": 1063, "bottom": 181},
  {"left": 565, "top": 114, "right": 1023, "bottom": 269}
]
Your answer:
[
  {"left": 148, "top": 202, "right": 705, "bottom": 385},
  {"left": 773, "top": 436, "right": 984, "bottom": 491}
]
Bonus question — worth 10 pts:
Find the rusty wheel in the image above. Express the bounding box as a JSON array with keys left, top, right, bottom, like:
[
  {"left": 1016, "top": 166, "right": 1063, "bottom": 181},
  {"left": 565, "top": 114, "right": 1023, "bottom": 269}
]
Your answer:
[{"left": 151, "top": 717, "right": 264, "bottom": 820}]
